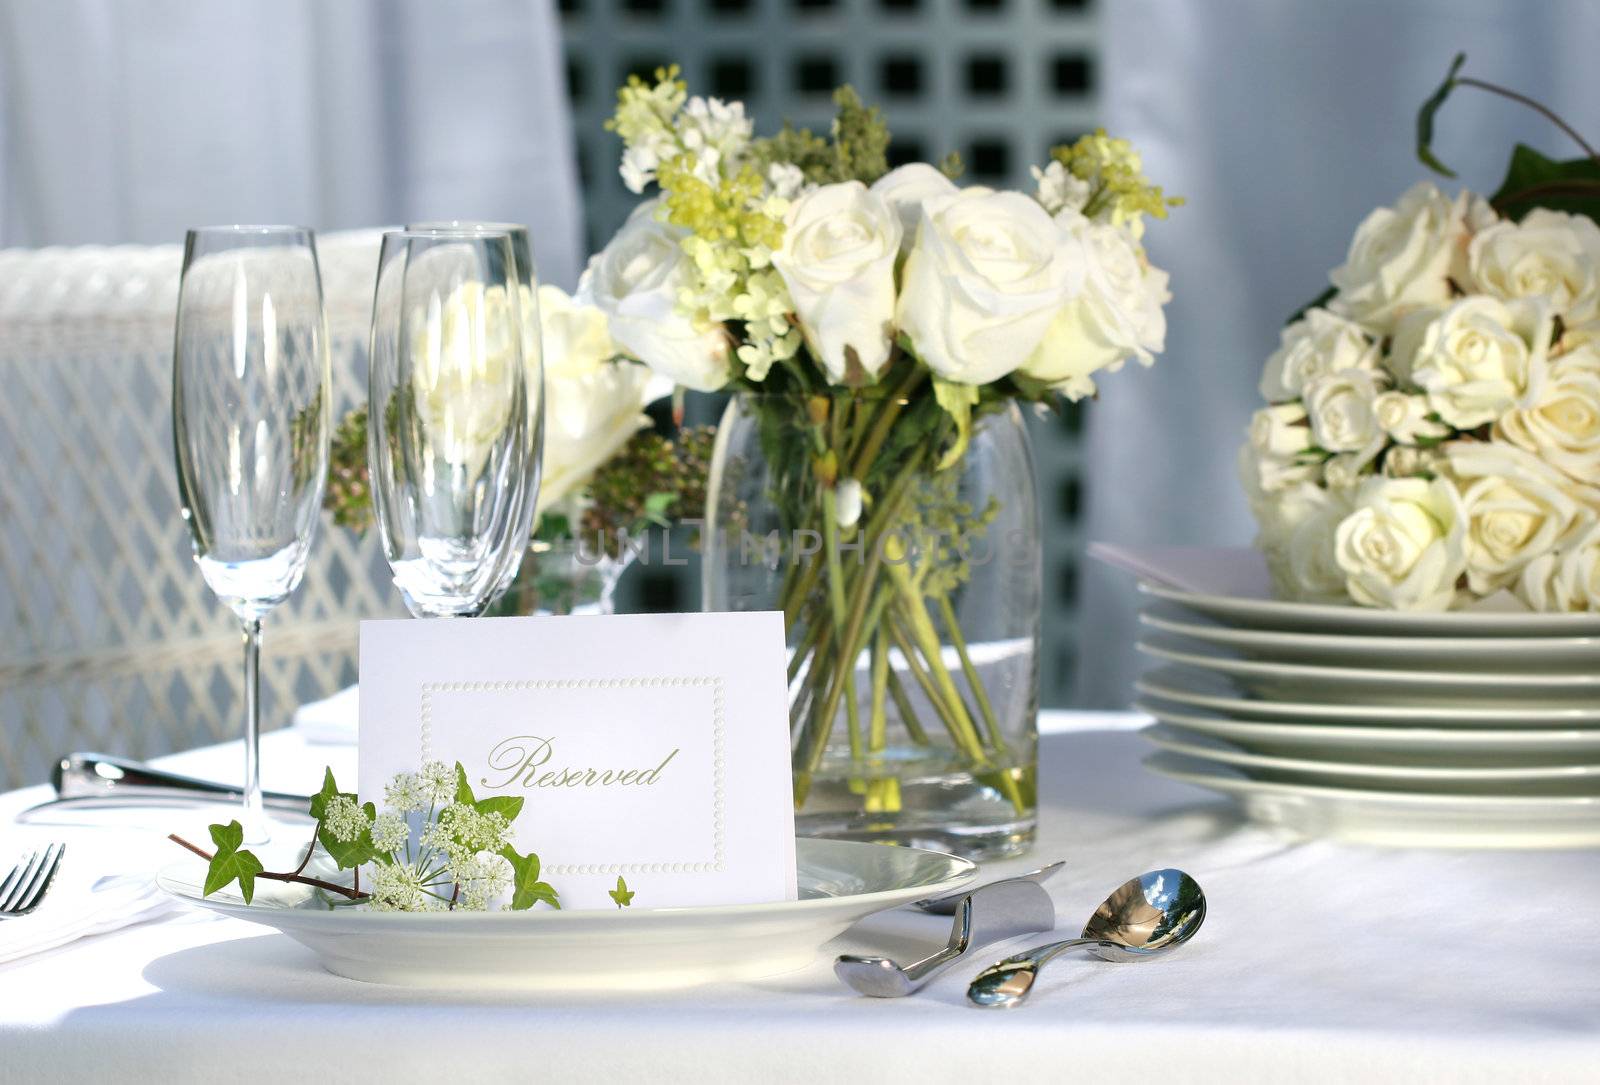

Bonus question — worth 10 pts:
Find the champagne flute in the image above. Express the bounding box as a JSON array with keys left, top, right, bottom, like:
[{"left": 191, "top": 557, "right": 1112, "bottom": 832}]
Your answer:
[
  {"left": 368, "top": 228, "right": 540, "bottom": 617},
  {"left": 172, "top": 226, "right": 331, "bottom": 843},
  {"left": 407, "top": 221, "right": 545, "bottom": 597}
]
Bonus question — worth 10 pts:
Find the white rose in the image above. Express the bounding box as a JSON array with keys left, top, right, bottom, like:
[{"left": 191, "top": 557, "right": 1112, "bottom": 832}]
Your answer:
[
  {"left": 1321, "top": 452, "right": 1372, "bottom": 491},
  {"left": 1494, "top": 346, "right": 1600, "bottom": 484},
  {"left": 1333, "top": 476, "right": 1468, "bottom": 610},
  {"left": 1238, "top": 435, "right": 1317, "bottom": 506},
  {"left": 1019, "top": 212, "right": 1169, "bottom": 399},
  {"left": 1518, "top": 520, "right": 1600, "bottom": 612},
  {"left": 1249, "top": 402, "right": 1312, "bottom": 459},
  {"left": 869, "top": 163, "right": 959, "bottom": 254},
  {"left": 1302, "top": 368, "right": 1388, "bottom": 463},
  {"left": 583, "top": 201, "right": 732, "bottom": 392},
  {"left": 1258, "top": 308, "right": 1379, "bottom": 403},
  {"left": 897, "top": 190, "right": 1082, "bottom": 384},
  {"left": 535, "top": 285, "right": 652, "bottom": 512},
  {"left": 1468, "top": 208, "right": 1600, "bottom": 326},
  {"left": 1254, "top": 482, "right": 1351, "bottom": 604},
  {"left": 1373, "top": 390, "right": 1451, "bottom": 444},
  {"left": 1384, "top": 444, "right": 1445, "bottom": 479},
  {"left": 1442, "top": 440, "right": 1588, "bottom": 595},
  {"left": 1329, "top": 182, "right": 1491, "bottom": 333},
  {"left": 770, "top": 181, "right": 902, "bottom": 383},
  {"left": 1390, "top": 296, "right": 1550, "bottom": 429}
]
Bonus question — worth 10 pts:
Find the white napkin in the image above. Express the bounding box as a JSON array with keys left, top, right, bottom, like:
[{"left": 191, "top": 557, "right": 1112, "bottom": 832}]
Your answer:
[
  {"left": 0, "top": 864, "right": 176, "bottom": 965},
  {"left": 292, "top": 684, "right": 358, "bottom": 746}
]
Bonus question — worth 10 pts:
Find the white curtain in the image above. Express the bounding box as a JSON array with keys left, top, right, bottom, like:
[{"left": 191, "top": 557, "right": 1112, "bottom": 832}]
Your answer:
[
  {"left": 1078, "top": 0, "right": 1600, "bottom": 705},
  {"left": 0, "top": 0, "right": 584, "bottom": 287}
]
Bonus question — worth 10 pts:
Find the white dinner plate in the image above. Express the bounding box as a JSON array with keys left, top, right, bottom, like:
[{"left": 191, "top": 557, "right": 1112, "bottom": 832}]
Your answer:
[
  {"left": 1134, "top": 700, "right": 1600, "bottom": 765},
  {"left": 1138, "top": 637, "right": 1600, "bottom": 706},
  {"left": 1139, "top": 608, "right": 1600, "bottom": 672},
  {"left": 1139, "top": 580, "right": 1600, "bottom": 637},
  {"left": 157, "top": 838, "right": 975, "bottom": 991},
  {"left": 1144, "top": 752, "right": 1600, "bottom": 848},
  {"left": 1136, "top": 666, "right": 1600, "bottom": 727},
  {"left": 1141, "top": 724, "right": 1600, "bottom": 793}
]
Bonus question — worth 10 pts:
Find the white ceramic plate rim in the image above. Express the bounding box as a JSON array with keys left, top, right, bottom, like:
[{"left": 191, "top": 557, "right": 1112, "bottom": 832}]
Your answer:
[
  {"left": 1141, "top": 724, "right": 1600, "bottom": 782},
  {"left": 1139, "top": 581, "right": 1600, "bottom": 635},
  {"left": 1133, "top": 700, "right": 1600, "bottom": 750},
  {"left": 1139, "top": 637, "right": 1600, "bottom": 688},
  {"left": 1144, "top": 751, "right": 1600, "bottom": 808},
  {"left": 1139, "top": 610, "right": 1600, "bottom": 658},
  {"left": 1135, "top": 667, "right": 1600, "bottom": 724},
  {"left": 156, "top": 838, "right": 978, "bottom": 924}
]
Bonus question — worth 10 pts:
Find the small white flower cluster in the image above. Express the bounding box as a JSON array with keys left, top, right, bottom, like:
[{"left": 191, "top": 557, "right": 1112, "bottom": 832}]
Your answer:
[
  {"left": 345, "top": 761, "right": 530, "bottom": 914},
  {"left": 1243, "top": 181, "right": 1600, "bottom": 611}
]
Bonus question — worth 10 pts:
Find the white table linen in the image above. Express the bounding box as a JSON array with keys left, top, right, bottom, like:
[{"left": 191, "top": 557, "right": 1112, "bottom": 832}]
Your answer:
[{"left": 1, "top": 714, "right": 1596, "bottom": 1083}]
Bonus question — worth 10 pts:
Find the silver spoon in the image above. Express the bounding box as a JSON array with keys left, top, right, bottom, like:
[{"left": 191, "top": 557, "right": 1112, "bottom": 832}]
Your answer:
[
  {"left": 967, "top": 868, "right": 1205, "bottom": 1009},
  {"left": 912, "top": 860, "right": 1065, "bottom": 915}
]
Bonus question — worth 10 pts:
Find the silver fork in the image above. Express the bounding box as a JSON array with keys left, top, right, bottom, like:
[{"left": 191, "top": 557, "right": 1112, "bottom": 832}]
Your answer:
[{"left": 0, "top": 843, "right": 66, "bottom": 918}]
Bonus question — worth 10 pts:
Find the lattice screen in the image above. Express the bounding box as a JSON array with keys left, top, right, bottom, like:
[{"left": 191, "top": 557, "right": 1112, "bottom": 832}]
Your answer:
[{"left": 562, "top": 0, "right": 1098, "bottom": 704}]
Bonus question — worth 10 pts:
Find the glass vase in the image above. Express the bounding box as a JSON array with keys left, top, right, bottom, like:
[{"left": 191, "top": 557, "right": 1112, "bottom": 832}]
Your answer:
[
  {"left": 703, "top": 391, "right": 1040, "bottom": 860},
  {"left": 489, "top": 539, "right": 633, "bottom": 617}
]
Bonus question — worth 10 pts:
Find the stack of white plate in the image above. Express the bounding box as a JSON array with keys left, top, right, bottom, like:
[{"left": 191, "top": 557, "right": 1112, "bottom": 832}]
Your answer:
[{"left": 1132, "top": 581, "right": 1600, "bottom": 848}]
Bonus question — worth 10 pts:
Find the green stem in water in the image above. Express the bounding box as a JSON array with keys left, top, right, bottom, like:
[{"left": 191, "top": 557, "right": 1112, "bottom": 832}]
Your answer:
[
  {"left": 820, "top": 483, "right": 864, "bottom": 765},
  {"left": 885, "top": 665, "right": 933, "bottom": 747},
  {"left": 793, "top": 585, "right": 892, "bottom": 807},
  {"left": 937, "top": 594, "right": 1008, "bottom": 759}
]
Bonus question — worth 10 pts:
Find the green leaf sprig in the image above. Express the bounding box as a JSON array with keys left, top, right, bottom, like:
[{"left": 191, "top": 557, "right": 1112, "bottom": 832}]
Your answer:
[{"left": 169, "top": 760, "right": 620, "bottom": 913}]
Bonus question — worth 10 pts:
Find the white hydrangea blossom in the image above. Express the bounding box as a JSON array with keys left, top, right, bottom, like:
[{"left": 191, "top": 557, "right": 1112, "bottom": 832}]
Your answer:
[
  {"left": 383, "top": 771, "right": 427, "bottom": 814},
  {"left": 368, "top": 862, "right": 436, "bottom": 912},
  {"left": 322, "top": 794, "right": 367, "bottom": 843},
  {"left": 418, "top": 760, "right": 456, "bottom": 804},
  {"left": 370, "top": 812, "right": 410, "bottom": 853},
  {"left": 1031, "top": 161, "right": 1091, "bottom": 216}
]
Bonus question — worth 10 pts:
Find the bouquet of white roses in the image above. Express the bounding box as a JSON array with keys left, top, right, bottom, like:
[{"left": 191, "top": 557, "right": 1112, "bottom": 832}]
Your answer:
[
  {"left": 586, "top": 68, "right": 1177, "bottom": 821},
  {"left": 1243, "top": 56, "right": 1600, "bottom": 613}
]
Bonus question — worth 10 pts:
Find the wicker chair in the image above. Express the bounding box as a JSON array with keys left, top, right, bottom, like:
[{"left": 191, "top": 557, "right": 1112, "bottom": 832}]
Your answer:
[{"left": 0, "top": 231, "right": 404, "bottom": 788}]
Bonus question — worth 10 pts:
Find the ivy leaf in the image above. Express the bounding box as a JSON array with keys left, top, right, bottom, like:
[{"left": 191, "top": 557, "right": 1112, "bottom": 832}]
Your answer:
[
  {"left": 608, "top": 876, "right": 636, "bottom": 909},
  {"left": 500, "top": 846, "right": 561, "bottom": 911},
  {"left": 1489, "top": 143, "right": 1600, "bottom": 223},
  {"left": 1416, "top": 52, "right": 1467, "bottom": 178},
  {"left": 317, "top": 801, "right": 379, "bottom": 870},
  {"left": 454, "top": 762, "right": 477, "bottom": 806},
  {"left": 202, "top": 820, "right": 265, "bottom": 904},
  {"left": 931, "top": 377, "right": 980, "bottom": 470},
  {"left": 474, "top": 794, "right": 524, "bottom": 821},
  {"left": 307, "top": 767, "right": 342, "bottom": 822}
]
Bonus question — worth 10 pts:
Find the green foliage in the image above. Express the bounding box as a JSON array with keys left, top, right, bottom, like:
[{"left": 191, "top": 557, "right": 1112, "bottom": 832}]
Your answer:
[
  {"left": 1416, "top": 52, "right": 1467, "bottom": 178},
  {"left": 1490, "top": 144, "right": 1600, "bottom": 222},
  {"left": 580, "top": 426, "right": 718, "bottom": 554},
  {"left": 751, "top": 85, "right": 893, "bottom": 186},
  {"left": 203, "top": 821, "right": 264, "bottom": 904},
  {"left": 931, "top": 378, "right": 980, "bottom": 470},
  {"left": 609, "top": 876, "right": 636, "bottom": 909},
  {"left": 501, "top": 846, "right": 561, "bottom": 911},
  {"left": 324, "top": 408, "right": 717, "bottom": 565}
]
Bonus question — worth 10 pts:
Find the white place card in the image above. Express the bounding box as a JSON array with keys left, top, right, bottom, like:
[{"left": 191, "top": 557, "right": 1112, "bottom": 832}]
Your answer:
[{"left": 358, "top": 611, "right": 797, "bottom": 911}]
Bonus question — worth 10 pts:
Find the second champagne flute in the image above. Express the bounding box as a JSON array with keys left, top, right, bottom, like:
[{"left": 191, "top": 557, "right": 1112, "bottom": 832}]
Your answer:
[{"left": 368, "top": 229, "right": 540, "bottom": 617}]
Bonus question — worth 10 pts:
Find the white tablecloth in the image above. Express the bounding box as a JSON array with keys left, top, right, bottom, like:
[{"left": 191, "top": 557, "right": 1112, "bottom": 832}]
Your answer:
[{"left": 1, "top": 713, "right": 1596, "bottom": 1083}]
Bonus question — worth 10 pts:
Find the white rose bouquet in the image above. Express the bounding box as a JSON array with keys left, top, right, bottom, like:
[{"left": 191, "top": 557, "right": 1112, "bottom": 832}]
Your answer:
[
  {"left": 595, "top": 69, "right": 1178, "bottom": 815},
  {"left": 1243, "top": 55, "right": 1600, "bottom": 612}
]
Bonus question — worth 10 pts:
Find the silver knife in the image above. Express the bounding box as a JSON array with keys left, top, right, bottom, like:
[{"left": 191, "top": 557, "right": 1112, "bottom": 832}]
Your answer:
[
  {"left": 16, "top": 753, "right": 312, "bottom": 821},
  {"left": 835, "top": 871, "right": 1060, "bottom": 997}
]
